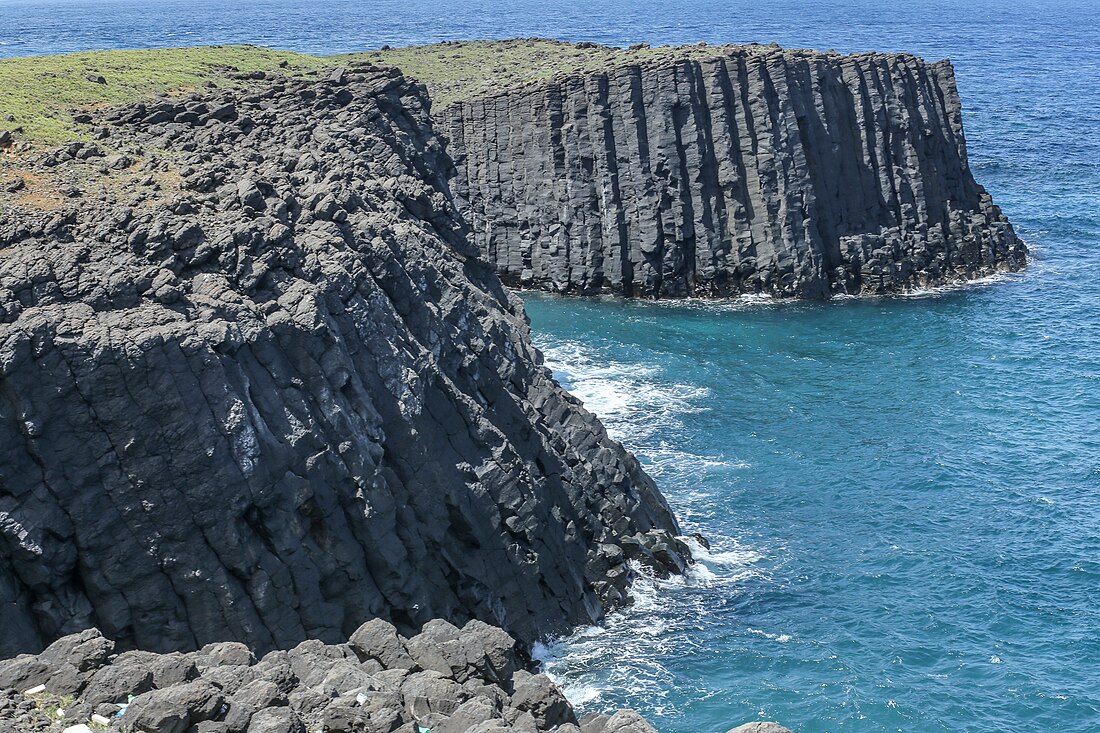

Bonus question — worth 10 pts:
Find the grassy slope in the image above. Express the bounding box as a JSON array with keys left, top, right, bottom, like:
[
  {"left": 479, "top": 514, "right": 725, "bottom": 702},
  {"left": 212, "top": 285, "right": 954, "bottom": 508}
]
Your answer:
[
  {"left": 0, "top": 39, "right": 756, "bottom": 147},
  {"left": 0, "top": 46, "right": 329, "bottom": 145}
]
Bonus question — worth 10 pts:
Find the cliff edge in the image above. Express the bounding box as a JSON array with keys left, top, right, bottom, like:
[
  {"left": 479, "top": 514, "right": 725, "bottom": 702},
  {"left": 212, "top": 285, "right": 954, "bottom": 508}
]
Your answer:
[
  {"left": 0, "top": 64, "right": 689, "bottom": 658},
  {"left": 435, "top": 41, "right": 1025, "bottom": 297}
]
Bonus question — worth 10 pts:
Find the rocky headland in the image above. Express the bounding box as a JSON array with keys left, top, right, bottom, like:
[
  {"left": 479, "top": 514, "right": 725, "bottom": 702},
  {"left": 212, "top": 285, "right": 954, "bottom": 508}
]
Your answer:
[
  {"left": 438, "top": 41, "right": 1026, "bottom": 297},
  {"left": 0, "top": 64, "right": 691, "bottom": 660},
  {"left": 0, "top": 38, "right": 1026, "bottom": 733}
]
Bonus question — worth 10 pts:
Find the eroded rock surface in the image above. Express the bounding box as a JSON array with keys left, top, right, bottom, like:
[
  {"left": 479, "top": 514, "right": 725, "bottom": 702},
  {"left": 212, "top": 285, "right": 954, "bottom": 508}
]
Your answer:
[
  {"left": 0, "top": 622, "right": 670, "bottom": 733},
  {"left": 0, "top": 65, "right": 687, "bottom": 657},
  {"left": 442, "top": 43, "right": 1025, "bottom": 297}
]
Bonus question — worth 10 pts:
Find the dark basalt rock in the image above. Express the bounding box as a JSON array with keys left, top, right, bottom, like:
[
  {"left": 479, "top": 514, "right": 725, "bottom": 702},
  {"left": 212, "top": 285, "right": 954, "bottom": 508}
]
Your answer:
[
  {"left": 0, "top": 65, "right": 686, "bottom": 657},
  {"left": 0, "top": 623, "right": 694, "bottom": 733},
  {"left": 442, "top": 44, "right": 1026, "bottom": 298}
]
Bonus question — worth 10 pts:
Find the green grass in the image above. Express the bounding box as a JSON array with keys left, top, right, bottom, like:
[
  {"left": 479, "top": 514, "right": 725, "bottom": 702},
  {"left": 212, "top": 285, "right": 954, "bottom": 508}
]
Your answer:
[
  {"left": 367, "top": 39, "right": 751, "bottom": 107},
  {"left": 0, "top": 45, "right": 330, "bottom": 145},
  {"left": 0, "top": 39, "right": 763, "bottom": 148}
]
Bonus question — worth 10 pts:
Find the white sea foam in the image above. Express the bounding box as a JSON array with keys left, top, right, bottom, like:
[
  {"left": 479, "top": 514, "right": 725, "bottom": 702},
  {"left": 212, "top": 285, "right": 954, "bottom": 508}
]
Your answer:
[
  {"left": 534, "top": 538, "right": 766, "bottom": 714},
  {"left": 531, "top": 334, "right": 769, "bottom": 717},
  {"left": 539, "top": 341, "right": 717, "bottom": 444},
  {"left": 887, "top": 270, "right": 1021, "bottom": 299}
]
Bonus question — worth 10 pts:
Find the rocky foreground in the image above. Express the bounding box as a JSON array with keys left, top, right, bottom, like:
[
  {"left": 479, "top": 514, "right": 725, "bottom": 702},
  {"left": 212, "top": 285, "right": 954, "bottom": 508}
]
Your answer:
[
  {"left": 0, "top": 623, "right": 791, "bottom": 733},
  {"left": 0, "top": 64, "right": 689, "bottom": 658},
  {"left": 442, "top": 41, "right": 1025, "bottom": 297}
]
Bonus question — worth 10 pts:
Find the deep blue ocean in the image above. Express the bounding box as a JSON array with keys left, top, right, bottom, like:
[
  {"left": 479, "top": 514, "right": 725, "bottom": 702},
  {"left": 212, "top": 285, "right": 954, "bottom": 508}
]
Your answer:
[{"left": 4, "top": 1, "right": 1099, "bottom": 731}]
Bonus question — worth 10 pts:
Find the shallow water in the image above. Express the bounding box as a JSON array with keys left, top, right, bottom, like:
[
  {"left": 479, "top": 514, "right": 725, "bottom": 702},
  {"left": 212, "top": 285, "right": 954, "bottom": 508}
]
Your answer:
[{"left": 5, "top": 1, "right": 1100, "bottom": 730}]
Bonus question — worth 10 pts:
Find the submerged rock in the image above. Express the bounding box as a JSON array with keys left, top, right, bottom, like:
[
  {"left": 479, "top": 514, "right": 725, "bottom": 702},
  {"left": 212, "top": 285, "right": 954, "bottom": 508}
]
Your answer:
[{"left": 727, "top": 724, "right": 794, "bottom": 733}]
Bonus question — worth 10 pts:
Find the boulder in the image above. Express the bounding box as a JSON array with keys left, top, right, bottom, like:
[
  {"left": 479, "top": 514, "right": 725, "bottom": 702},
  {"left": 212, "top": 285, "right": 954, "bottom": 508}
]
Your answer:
[
  {"left": 400, "top": 671, "right": 468, "bottom": 718},
  {"left": 44, "top": 662, "right": 88, "bottom": 696},
  {"left": 248, "top": 655, "right": 297, "bottom": 695},
  {"left": 603, "top": 710, "right": 659, "bottom": 733},
  {"left": 246, "top": 706, "right": 304, "bottom": 733},
  {"left": 459, "top": 620, "right": 520, "bottom": 685},
  {"left": 39, "top": 629, "right": 114, "bottom": 673},
  {"left": 507, "top": 674, "right": 575, "bottom": 729},
  {"left": 0, "top": 656, "right": 49, "bottom": 691},
  {"left": 286, "top": 641, "right": 356, "bottom": 688},
  {"left": 348, "top": 620, "right": 416, "bottom": 671},
  {"left": 315, "top": 660, "right": 377, "bottom": 697},
  {"left": 118, "top": 696, "right": 189, "bottom": 733},
  {"left": 201, "top": 665, "right": 254, "bottom": 695},
  {"left": 81, "top": 663, "right": 154, "bottom": 706},
  {"left": 196, "top": 643, "right": 255, "bottom": 671},
  {"left": 579, "top": 712, "right": 610, "bottom": 733},
  {"left": 433, "top": 698, "right": 499, "bottom": 733},
  {"left": 231, "top": 679, "right": 286, "bottom": 711}
]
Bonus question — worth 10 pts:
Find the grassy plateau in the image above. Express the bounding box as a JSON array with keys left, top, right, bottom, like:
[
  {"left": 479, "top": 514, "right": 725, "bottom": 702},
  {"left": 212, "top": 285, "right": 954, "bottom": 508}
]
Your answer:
[{"left": 0, "top": 39, "right": 765, "bottom": 148}]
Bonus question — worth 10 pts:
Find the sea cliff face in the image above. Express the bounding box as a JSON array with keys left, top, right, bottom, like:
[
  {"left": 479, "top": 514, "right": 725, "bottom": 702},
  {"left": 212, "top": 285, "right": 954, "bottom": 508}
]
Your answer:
[
  {"left": 441, "top": 44, "right": 1025, "bottom": 297},
  {"left": 0, "top": 65, "right": 688, "bottom": 658}
]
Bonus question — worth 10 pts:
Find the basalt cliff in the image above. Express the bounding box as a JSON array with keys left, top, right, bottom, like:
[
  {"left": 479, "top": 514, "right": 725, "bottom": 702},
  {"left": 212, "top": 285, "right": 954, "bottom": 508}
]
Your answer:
[
  {"left": 0, "top": 38, "right": 1024, "bottom": 733},
  {"left": 440, "top": 42, "right": 1025, "bottom": 297},
  {"left": 0, "top": 65, "right": 689, "bottom": 663}
]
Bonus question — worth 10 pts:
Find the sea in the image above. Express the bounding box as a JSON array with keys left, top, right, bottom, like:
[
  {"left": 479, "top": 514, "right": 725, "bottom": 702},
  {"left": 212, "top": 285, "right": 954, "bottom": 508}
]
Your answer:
[{"left": 3, "top": 0, "right": 1099, "bottom": 730}]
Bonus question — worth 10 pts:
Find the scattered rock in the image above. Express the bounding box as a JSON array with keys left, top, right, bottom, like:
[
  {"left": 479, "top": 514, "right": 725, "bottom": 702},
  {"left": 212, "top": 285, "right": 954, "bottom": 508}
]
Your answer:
[
  {"left": 82, "top": 663, "right": 154, "bottom": 706},
  {"left": 508, "top": 674, "right": 575, "bottom": 729},
  {"left": 0, "top": 622, "right": 656, "bottom": 733},
  {"left": 0, "top": 656, "right": 50, "bottom": 691},
  {"left": 245, "top": 706, "right": 304, "bottom": 733},
  {"left": 726, "top": 724, "right": 794, "bottom": 733},
  {"left": 349, "top": 620, "right": 416, "bottom": 671},
  {"left": 42, "top": 629, "right": 112, "bottom": 669}
]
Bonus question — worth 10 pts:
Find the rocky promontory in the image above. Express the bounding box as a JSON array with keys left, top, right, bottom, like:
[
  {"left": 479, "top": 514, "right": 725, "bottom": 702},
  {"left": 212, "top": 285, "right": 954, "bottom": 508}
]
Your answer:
[
  {"left": 0, "top": 36, "right": 1023, "bottom": 733},
  {"left": 439, "top": 41, "right": 1025, "bottom": 297},
  {"left": 0, "top": 64, "right": 690, "bottom": 659}
]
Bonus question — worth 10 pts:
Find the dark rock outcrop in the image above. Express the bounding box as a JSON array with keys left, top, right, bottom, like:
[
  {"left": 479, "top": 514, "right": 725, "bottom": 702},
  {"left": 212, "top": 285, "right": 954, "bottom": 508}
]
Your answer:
[
  {"left": 0, "top": 622, "right": 667, "bottom": 733},
  {"left": 727, "top": 724, "right": 793, "bottom": 733},
  {"left": 442, "top": 43, "right": 1025, "bottom": 297},
  {"left": 0, "top": 65, "right": 687, "bottom": 657}
]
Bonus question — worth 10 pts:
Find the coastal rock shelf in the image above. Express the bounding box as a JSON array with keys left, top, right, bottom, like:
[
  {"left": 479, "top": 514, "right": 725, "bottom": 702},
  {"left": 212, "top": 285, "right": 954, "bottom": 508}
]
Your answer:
[
  {"left": 441, "top": 42, "right": 1026, "bottom": 297},
  {"left": 0, "top": 66, "right": 689, "bottom": 657},
  {"left": 0, "top": 621, "right": 675, "bottom": 733}
]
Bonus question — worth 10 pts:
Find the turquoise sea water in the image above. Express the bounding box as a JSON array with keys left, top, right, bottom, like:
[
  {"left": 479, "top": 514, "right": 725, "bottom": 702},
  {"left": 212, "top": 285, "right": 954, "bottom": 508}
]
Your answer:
[{"left": 5, "top": 1, "right": 1100, "bottom": 730}]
